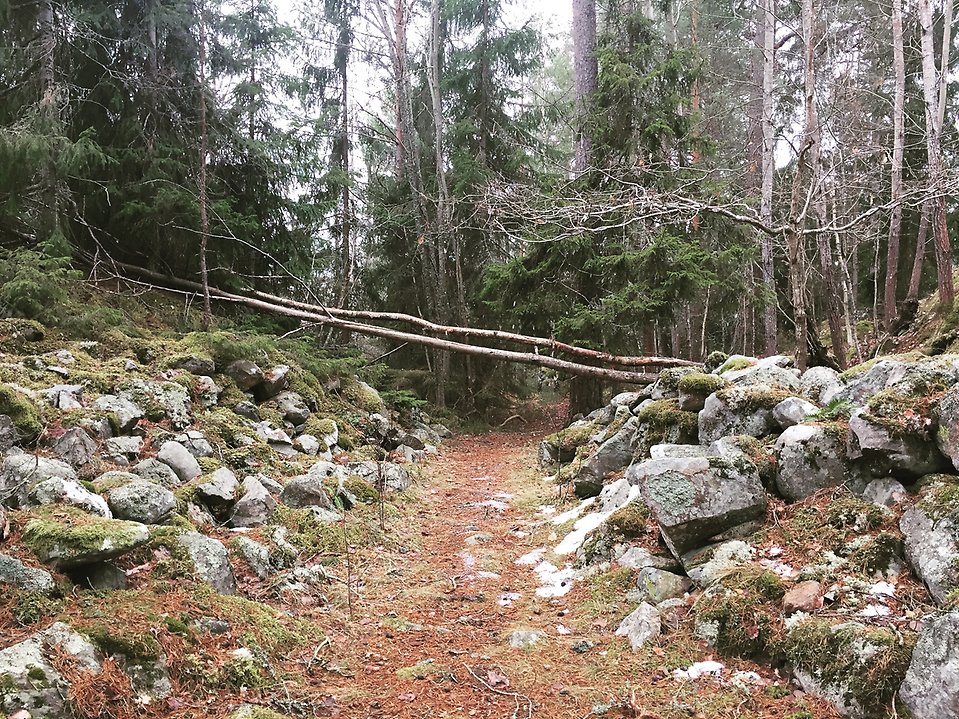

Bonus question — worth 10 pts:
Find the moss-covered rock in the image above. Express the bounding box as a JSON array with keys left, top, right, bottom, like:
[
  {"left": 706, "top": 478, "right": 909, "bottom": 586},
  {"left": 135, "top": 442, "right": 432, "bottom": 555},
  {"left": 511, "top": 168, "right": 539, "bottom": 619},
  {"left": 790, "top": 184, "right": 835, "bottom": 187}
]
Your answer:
[
  {"left": 694, "top": 567, "right": 785, "bottom": 659},
  {"left": 633, "top": 399, "right": 699, "bottom": 458},
  {"left": 22, "top": 510, "right": 151, "bottom": 567},
  {"left": 0, "top": 384, "right": 42, "bottom": 444},
  {"left": 782, "top": 619, "right": 916, "bottom": 718}
]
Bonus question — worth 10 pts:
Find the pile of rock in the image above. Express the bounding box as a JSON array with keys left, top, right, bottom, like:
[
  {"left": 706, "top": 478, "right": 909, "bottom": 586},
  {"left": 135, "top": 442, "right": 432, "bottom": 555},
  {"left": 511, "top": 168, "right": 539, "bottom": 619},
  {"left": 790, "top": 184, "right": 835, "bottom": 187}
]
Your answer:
[{"left": 542, "top": 352, "right": 959, "bottom": 718}]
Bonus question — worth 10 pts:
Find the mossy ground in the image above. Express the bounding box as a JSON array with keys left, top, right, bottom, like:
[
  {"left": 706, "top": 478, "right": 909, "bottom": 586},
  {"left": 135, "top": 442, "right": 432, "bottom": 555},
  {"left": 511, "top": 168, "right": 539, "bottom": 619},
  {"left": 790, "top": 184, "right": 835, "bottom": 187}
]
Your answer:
[
  {"left": 0, "top": 383, "right": 42, "bottom": 443},
  {"left": 695, "top": 567, "right": 785, "bottom": 659},
  {"left": 677, "top": 372, "right": 727, "bottom": 396}
]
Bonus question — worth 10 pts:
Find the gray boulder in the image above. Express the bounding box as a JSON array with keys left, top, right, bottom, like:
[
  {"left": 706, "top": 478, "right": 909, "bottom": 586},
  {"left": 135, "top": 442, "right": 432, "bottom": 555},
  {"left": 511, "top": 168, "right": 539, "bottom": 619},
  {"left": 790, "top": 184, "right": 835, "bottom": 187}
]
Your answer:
[
  {"left": 107, "top": 480, "right": 176, "bottom": 524},
  {"left": 234, "top": 536, "right": 271, "bottom": 579},
  {"left": 1, "top": 453, "right": 77, "bottom": 507},
  {"left": 176, "top": 531, "right": 236, "bottom": 594},
  {"left": 45, "top": 383, "right": 84, "bottom": 411},
  {"left": 727, "top": 364, "right": 802, "bottom": 392},
  {"left": 196, "top": 467, "right": 240, "bottom": 520},
  {"left": 635, "top": 567, "right": 692, "bottom": 603},
  {"left": 849, "top": 410, "right": 947, "bottom": 478},
  {"left": 157, "top": 440, "right": 202, "bottom": 483},
  {"left": 92, "top": 394, "right": 144, "bottom": 433},
  {"left": 899, "top": 611, "right": 959, "bottom": 719},
  {"left": 255, "top": 364, "right": 290, "bottom": 400},
  {"left": 801, "top": 366, "right": 843, "bottom": 405},
  {"left": 281, "top": 473, "right": 333, "bottom": 510},
  {"left": 348, "top": 460, "right": 411, "bottom": 492},
  {"left": 0, "top": 622, "right": 102, "bottom": 716},
  {"left": 574, "top": 416, "right": 640, "bottom": 496},
  {"left": 229, "top": 476, "right": 277, "bottom": 528},
  {"left": 862, "top": 477, "right": 907, "bottom": 507},
  {"left": 775, "top": 424, "right": 862, "bottom": 502},
  {"left": 772, "top": 397, "right": 819, "bottom": 429},
  {"left": 174, "top": 355, "right": 215, "bottom": 376},
  {"left": 195, "top": 375, "right": 221, "bottom": 409},
  {"left": 650, "top": 443, "right": 710, "bottom": 460},
  {"left": 829, "top": 359, "right": 905, "bottom": 405},
  {"left": 294, "top": 434, "right": 322, "bottom": 455},
  {"left": 901, "top": 503, "right": 959, "bottom": 604},
  {"left": 0, "top": 415, "right": 16, "bottom": 451},
  {"left": 119, "top": 379, "right": 192, "bottom": 430},
  {"left": 615, "top": 602, "right": 661, "bottom": 651},
  {"left": 275, "top": 391, "right": 311, "bottom": 425},
  {"left": 698, "top": 385, "right": 785, "bottom": 444},
  {"left": 937, "top": 385, "right": 959, "bottom": 471},
  {"left": 225, "top": 360, "right": 263, "bottom": 391},
  {"left": 174, "top": 430, "right": 214, "bottom": 458},
  {"left": 0, "top": 553, "right": 56, "bottom": 595},
  {"left": 49, "top": 427, "right": 97, "bottom": 466},
  {"left": 628, "top": 455, "right": 767, "bottom": 557},
  {"left": 29, "top": 477, "right": 111, "bottom": 517},
  {"left": 104, "top": 435, "right": 144, "bottom": 460},
  {"left": 132, "top": 458, "right": 180, "bottom": 488}
]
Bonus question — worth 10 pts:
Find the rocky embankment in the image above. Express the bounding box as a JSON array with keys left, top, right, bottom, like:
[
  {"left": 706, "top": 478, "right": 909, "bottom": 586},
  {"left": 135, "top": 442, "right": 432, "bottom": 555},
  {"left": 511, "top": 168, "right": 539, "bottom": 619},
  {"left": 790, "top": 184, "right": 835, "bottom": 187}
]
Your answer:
[
  {"left": 0, "top": 318, "right": 447, "bottom": 718},
  {"left": 541, "top": 351, "right": 959, "bottom": 719}
]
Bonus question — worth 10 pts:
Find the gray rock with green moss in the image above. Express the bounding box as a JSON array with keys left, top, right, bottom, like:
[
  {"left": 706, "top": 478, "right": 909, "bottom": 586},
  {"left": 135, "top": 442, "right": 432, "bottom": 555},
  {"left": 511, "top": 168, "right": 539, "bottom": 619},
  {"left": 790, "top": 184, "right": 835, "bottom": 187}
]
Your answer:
[
  {"left": 119, "top": 379, "right": 192, "bottom": 429},
  {"left": 23, "top": 514, "right": 150, "bottom": 567},
  {"left": 275, "top": 391, "right": 311, "bottom": 425},
  {"left": 849, "top": 409, "right": 947, "bottom": 478},
  {"left": 49, "top": 426, "right": 97, "bottom": 466},
  {"left": 92, "top": 393, "right": 144, "bottom": 433},
  {"left": 726, "top": 364, "right": 801, "bottom": 392},
  {"left": 29, "top": 477, "right": 111, "bottom": 517},
  {"left": 574, "top": 416, "right": 640, "bottom": 493},
  {"left": 234, "top": 535, "right": 271, "bottom": 578},
  {"left": 280, "top": 473, "right": 333, "bottom": 510},
  {"left": 635, "top": 567, "right": 691, "bottom": 603},
  {"left": 775, "top": 424, "right": 862, "bottom": 502},
  {"left": 0, "top": 553, "right": 56, "bottom": 594},
  {"left": 899, "top": 611, "right": 959, "bottom": 719},
  {"left": 157, "top": 440, "right": 202, "bottom": 483},
  {"left": 107, "top": 480, "right": 176, "bottom": 524},
  {"left": 0, "top": 415, "right": 15, "bottom": 451},
  {"left": 348, "top": 460, "right": 411, "bottom": 492},
  {"left": 230, "top": 475, "right": 276, "bottom": 527},
  {"left": 628, "top": 456, "right": 767, "bottom": 557},
  {"left": 132, "top": 458, "right": 181, "bottom": 488},
  {"left": 1, "top": 452, "right": 77, "bottom": 508},
  {"left": 255, "top": 364, "right": 290, "bottom": 400},
  {"left": 0, "top": 622, "right": 102, "bottom": 716},
  {"left": 196, "top": 467, "right": 240, "bottom": 520},
  {"left": 900, "top": 502, "right": 959, "bottom": 604},
  {"left": 698, "top": 385, "right": 788, "bottom": 445},
  {"left": 801, "top": 366, "right": 843, "bottom": 404},
  {"left": 176, "top": 530, "right": 237, "bottom": 594},
  {"left": 936, "top": 385, "right": 959, "bottom": 471}
]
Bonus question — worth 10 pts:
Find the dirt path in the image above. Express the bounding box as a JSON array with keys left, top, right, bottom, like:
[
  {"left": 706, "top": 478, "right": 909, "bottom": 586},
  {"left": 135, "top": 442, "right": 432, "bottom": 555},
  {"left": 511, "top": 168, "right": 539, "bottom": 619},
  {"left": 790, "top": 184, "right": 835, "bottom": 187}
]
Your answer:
[{"left": 315, "top": 421, "right": 839, "bottom": 719}]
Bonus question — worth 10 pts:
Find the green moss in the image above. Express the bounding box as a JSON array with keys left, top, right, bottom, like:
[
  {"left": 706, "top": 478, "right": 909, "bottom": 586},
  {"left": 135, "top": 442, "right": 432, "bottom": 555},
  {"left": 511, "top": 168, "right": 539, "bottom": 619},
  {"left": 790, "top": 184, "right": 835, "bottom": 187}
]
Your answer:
[
  {"left": 704, "top": 351, "right": 729, "bottom": 373},
  {"left": 163, "top": 615, "right": 190, "bottom": 636},
  {"left": 342, "top": 476, "right": 379, "bottom": 504},
  {"left": 83, "top": 626, "right": 162, "bottom": 661},
  {"left": 233, "top": 708, "right": 290, "bottom": 719},
  {"left": 0, "top": 384, "right": 42, "bottom": 443},
  {"left": 216, "top": 654, "right": 266, "bottom": 690},
  {"left": 677, "top": 372, "right": 727, "bottom": 396},
  {"left": 343, "top": 378, "right": 386, "bottom": 414},
  {"left": 12, "top": 591, "right": 63, "bottom": 626},
  {"left": 812, "top": 399, "right": 854, "bottom": 421},
  {"left": 716, "top": 385, "right": 793, "bottom": 414},
  {"left": 825, "top": 496, "right": 886, "bottom": 531},
  {"left": 196, "top": 456, "right": 222, "bottom": 474},
  {"left": 636, "top": 399, "right": 698, "bottom": 435},
  {"left": 917, "top": 478, "right": 959, "bottom": 521},
  {"left": 304, "top": 417, "right": 337, "bottom": 438},
  {"left": 656, "top": 367, "right": 698, "bottom": 394},
  {"left": 782, "top": 619, "right": 916, "bottom": 716},
  {"left": 545, "top": 422, "right": 597, "bottom": 454},
  {"left": 846, "top": 532, "right": 902, "bottom": 575},
  {"left": 606, "top": 501, "right": 650, "bottom": 539},
  {"left": 395, "top": 659, "right": 453, "bottom": 681},
  {"left": 271, "top": 505, "right": 380, "bottom": 562},
  {"left": 21, "top": 511, "right": 148, "bottom": 564},
  {"left": 696, "top": 567, "right": 785, "bottom": 659},
  {"left": 717, "top": 357, "right": 754, "bottom": 374},
  {"left": 864, "top": 388, "right": 941, "bottom": 438}
]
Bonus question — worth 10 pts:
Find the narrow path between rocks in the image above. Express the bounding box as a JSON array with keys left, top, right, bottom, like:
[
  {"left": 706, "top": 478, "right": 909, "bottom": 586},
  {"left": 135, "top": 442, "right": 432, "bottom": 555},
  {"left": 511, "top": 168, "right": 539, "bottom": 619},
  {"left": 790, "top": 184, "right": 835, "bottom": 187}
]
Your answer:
[{"left": 314, "top": 414, "right": 838, "bottom": 719}]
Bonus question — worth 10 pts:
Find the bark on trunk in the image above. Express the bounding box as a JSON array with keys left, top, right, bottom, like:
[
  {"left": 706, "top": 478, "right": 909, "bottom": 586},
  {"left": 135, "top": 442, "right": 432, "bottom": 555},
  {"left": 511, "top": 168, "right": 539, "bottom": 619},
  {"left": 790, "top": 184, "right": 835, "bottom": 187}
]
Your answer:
[
  {"left": 760, "top": 0, "right": 778, "bottom": 355},
  {"left": 883, "top": 0, "right": 906, "bottom": 328},
  {"left": 572, "top": 0, "right": 598, "bottom": 174},
  {"left": 197, "top": 0, "right": 212, "bottom": 329}
]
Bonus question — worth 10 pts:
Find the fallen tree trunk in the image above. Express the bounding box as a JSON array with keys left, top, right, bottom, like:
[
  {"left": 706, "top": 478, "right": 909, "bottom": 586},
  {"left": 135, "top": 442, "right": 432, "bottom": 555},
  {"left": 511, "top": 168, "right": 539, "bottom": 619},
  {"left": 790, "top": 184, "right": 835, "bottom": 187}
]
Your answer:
[
  {"left": 246, "top": 288, "right": 698, "bottom": 369},
  {"left": 110, "top": 262, "right": 667, "bottom": 385}
]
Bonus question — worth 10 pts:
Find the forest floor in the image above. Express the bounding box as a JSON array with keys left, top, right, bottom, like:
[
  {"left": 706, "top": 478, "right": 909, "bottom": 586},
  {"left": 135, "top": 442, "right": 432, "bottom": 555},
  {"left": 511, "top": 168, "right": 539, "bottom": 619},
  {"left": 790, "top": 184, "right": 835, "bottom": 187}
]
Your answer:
[{"left": 309, "top": 406, "right": 841, "bottom": 719}]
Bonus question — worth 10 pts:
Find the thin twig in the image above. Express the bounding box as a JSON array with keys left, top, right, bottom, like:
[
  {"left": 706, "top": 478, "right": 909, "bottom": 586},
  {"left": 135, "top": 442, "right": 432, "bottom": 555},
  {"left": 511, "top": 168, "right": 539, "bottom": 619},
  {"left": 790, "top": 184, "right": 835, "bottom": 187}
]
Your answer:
[{"left": 463, "top": 663, "right": 534, "bottom": 719}]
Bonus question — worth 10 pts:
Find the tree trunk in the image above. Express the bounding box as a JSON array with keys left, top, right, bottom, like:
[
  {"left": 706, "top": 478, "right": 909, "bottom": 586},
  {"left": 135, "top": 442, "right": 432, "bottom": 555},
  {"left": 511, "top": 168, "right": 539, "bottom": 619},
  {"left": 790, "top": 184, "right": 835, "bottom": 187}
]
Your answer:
[
  {"left": 335, "top": 12, "right": 352, "bottom": 310},
  {"left": 197, "top": 0, "right": 212, "bottom": 329},
  {"left": 759, "top": 0, "right": 777, "bottom": 355},
  {"left": 918, "top": 0, "right": 955, "bottom": 310},
  {"left": 37, "top": 0, "right": 58, "bottom": 240},
  {"left": 883, "top": 0, "right": 906, "bottom": 329},
  {"left": 908, "top": 207, "right": 931, "bottom": 301},
  {"left": 428, "top": 0, "right": 452, "bottom": 407},
  {"left": 572, "top": 0, "right": 597, "bottom": 174}
]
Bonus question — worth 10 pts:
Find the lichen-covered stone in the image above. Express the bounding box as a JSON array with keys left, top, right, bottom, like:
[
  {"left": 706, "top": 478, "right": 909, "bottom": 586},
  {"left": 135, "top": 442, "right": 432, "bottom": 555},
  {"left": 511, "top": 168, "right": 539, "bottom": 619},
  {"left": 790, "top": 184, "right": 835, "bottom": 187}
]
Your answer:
[
  {"left": 225, "top": 359, "right": 263, "bottom": 391},
  {"left": 574, "top": 416, "right": 640, "bottom": 494},
  {"left": 229, "top": 475, "right": 276, "bottom": 528},
  {"left": 92, "top": 393, "right": 144, "bottom": 433},
  {"left": 849, "top": 409, "right": 947, "bottom": 478},
  {"left": 49, "top": 426, "right": 97, "bottom": 466},
  {"left": 131, "top": 458, "right": 180, "bottom": 488},
  {"left": 775, "top": 423, "right": 863, "bottom": 502},
  {"left": 698, "top": 384, "right": 791, "bottom": 445},
  {"left": 628, "top": 456, "right": 767, "bottom": 557},
  {"left": 175, "top": 530, "right": 236, "bottom": 594},
  {"left": 0, "top": 622, "right": 102, "bottom": 716},
  {"left": 900, "top": 492, "right": 959, "bottom": 605},
  {"left": 157, "top": 440, "right": 202, "bottom": 483},
  {"left": 635, "top": 568, "right": 691, "bottom": 603},
  {"left": 29, "top": 477, "right": 111, "bottom": 518},
  {"left": 772, "top": 396, "right": 819, "bottom": 429},
  {"left": 899, "top": 611, "right": 959, "bottom": 719},
  {"left": 936, "top": 384, "right": 959, "bottom": 471},
  {"left": 107, "top": 480, "right": 176, "bottom": 524},
  {"left": 801, "top": 366, "right": 843, "bottom": 405},
  {"left": 0, "top": 553, "right": 56, "bottom": 595},
  {"left": 119, "top": 379, "right": 192, "bottom": 430},
  {"left": 196, "top": 467, "right": 240, "bottom": 520},
  {"left": 1, "top": 453, "right": 77, "bottom": 508},
  {"left": 615, "top": 602, "right": 661, "bottom": 651}
]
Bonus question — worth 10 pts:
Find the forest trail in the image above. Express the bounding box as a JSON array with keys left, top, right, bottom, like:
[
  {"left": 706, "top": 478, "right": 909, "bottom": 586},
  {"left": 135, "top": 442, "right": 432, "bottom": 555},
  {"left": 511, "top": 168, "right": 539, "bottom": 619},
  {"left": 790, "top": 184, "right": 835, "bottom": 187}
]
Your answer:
[{"left": 313, "top": 408, "right": 838, "bottom": 719}]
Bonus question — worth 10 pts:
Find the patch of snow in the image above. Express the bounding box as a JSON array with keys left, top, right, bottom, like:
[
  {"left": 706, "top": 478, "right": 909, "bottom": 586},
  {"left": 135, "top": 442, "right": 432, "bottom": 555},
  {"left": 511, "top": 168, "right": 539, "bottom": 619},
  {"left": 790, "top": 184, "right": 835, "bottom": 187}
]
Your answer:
[
  {"left": 459, "top": 552, "right": 476, "bottom": 570},
  {"left": 556, "top": 624, "right": 572, "bottom": 635},
  {"left": 533, "top": 561, "right": 575, "bottom": 598},
  {"left": 554, "top": 511, "right": 610, "bottom": 555},
  {"left": 551, "top": 498, "right": 596, "bottom": 525},
  {"left": 515, "top": 548, "right": 547, "bottom": 566},
  {"left": 673, "top": 661, "right": 725, "bottom": 681},
  {"left": 543, "top": 474, "right": 558, "bottom": 482},
  {"left": 731, "top": 671, "right": 766, "bottom": 690},
  {"left": 475, "top": 571, "right": 501, "bottom": 580},
  {"left": 498, "top": 592, "right": 522, "bottom": 607},
  {"left": 766, "top": 546, "right": 784, "bottom": 558},
  {"left": 860, "top": 604, "right": 892, "bottom": 617},
  {"left": 536, "top": 505, "right": 556, "bottom": 516},
  {"left": 471, "top": 499, "right": 509, "bottom": 511},
  {"left": 492, "top": 491, "right": 513, "bottom": 499},
  {"left": 759, "top": 558, "right": 799, "bottom": 579},
  {"left": 869, "top": 581, "right": 896, "bottom": 598}
]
